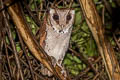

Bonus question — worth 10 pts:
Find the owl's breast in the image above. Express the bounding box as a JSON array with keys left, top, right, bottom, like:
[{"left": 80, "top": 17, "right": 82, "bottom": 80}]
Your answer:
[{"left": 44, "top": 29, "right": 71, "bottom": 63}]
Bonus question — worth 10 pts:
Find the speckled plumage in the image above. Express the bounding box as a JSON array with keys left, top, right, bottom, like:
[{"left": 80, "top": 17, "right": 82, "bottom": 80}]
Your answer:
[{"left": 40, "top": 8, "right": 75, "bottom": 76}]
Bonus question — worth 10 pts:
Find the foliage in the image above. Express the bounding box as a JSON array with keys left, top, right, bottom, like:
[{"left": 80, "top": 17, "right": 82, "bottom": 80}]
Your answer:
[
  {"left": 3, "top": 0, "right": 120, "bottom": 79},
  {"left": 23, "top": 0, "right": 118, "bottom": 78}
]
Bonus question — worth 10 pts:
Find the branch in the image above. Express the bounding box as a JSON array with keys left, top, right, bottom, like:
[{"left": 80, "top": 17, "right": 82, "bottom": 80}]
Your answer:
[
  {"left": 5, "top": 0, "right": 70, "bottom": 80},
  {"left": 79, "top": 0, "right": 120, "bottom": 80}
]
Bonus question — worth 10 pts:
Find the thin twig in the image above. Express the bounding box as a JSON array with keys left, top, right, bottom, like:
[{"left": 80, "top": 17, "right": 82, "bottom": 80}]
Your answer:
[
  {"left": 17, "top": 29, "right": 35, "bottom": 80},
  {"left": 2, "top": 9, "right": 24, "bottom": 80},
  {"left": 102, "top": 0, "right": 112, "bottom": 15},
  {"left": 69, "top": 48, "right": 98, "bottom": 74},
  {"left": 4, "top": 40, "right": 13, "bottom": 79},
  {"left": 73, "top": 56, "right": 101, "bottom": 80},
  {"left": 22, "top": 0, "right": 41, "bottom": 27},
  {"left": 113, "top": 34, "right": 120, "bottom": 51}
]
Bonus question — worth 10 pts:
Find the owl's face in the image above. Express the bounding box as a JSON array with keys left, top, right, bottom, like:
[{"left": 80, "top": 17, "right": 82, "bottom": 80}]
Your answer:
[{"left": 48, "top": 8, "right": 75, "bottom": 33}]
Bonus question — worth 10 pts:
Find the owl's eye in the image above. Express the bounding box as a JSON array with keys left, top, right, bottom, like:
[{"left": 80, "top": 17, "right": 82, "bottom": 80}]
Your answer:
[
  {"left": 53, "top": 14, "right": 59, "bottom": 21},
  {"left": 66, "top": 14, "right": 71, "bottom": 21}
]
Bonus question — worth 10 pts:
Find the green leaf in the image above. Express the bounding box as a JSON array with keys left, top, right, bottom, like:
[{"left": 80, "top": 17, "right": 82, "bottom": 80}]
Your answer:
[
  {"left": 67, "top": 54, "right": 74, "bottom": 60},
  {"left": 12, "top": 31, "right": 16, "bottom": 40},
  {"left": 26, "top": 16, "right": 31, "bottom": 22},
  {"left": 111, "top": 2, "right": 116, "bottom": 8},
  {"left": 16, "top": 43, "right": 21, "bottom": 52},
  {"left": 73, "top": 56, "right": 82, "bottom": 63},
  {"left": 86, "top": 37, "right": 96, "bottom": 57},
  {"left": 82, "top": 64, "right": 86, "bottom": 69},
  {"left": 96, "top": 4, "right": 104, "bottom": 10},
  {"left": 88, "top": 72, "right": 94, "bottom": 77},
  {"left": 31, "top": 24, "right": 36, "bottom": 34},
  {"left": 6, "top": 36, "right": 10, "bottom": 44},
  {"left": 71, "top": 69, "right": 79, "bottom": 75},
  {"left": 74, "top": 11, "right": 82, "bottom": 25},
  {"left": 72, "top": 3, "right": 79, "bottom": 8},
  {"left": 27, "top": 52, "right": 31, "bottom": 56},
  {"left": 94, "top": 0, "right": 99, "bottom": 3},
  {"left": 71, "top": 34, "right": 78, "bottom": 42},
  {"left": 37, "top": 0, "right": 42, "bottom": 4},
  {"left": 63, "top": 58, "right": 72, "bottom": 65},
  {"left": 78, "top": 64, "right": 83, "bottom": 70},
  {"left": 31, "top": 4, "right": 35, "bottom": 10}
]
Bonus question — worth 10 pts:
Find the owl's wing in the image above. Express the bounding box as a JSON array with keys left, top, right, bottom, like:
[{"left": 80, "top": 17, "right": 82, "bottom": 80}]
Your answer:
[{"left": 39, "top": 17, "right": 47, "bottom": 48}]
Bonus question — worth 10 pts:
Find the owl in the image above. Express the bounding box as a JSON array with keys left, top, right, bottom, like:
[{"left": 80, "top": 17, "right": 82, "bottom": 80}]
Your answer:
[{"left": 39, "top": 8, "right": 75, "bottom": 77}]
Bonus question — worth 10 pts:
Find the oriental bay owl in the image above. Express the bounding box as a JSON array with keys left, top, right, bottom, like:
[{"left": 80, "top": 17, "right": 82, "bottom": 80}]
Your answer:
[{"left": 39, "top": 8, "right": 75, "bottom": 76}]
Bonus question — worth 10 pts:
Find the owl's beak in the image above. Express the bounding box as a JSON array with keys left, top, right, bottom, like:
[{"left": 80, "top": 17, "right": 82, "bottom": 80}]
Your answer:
[
  {"left": 58, "top": 24, "right": 64, "bottom": 33},
  {"left": 61, "top": 25, "right": 64, "bottom": 28},
  {"left": 59, "top": 30, "right": 63, "bottom": 33}
]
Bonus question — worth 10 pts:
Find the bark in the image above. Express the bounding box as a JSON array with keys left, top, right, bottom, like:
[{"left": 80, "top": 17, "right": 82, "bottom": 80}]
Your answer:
[
  {"left": 5, "top": 0, "right": 70, "bottom": 80},
  {"left": 79, "top": 0, "right": 120, "bottom": 80}
]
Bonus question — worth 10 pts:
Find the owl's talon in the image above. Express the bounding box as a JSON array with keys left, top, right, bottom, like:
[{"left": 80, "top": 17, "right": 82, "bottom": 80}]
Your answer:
[{"left": 41, "top": 67, "right": 53, "bottom": 77}]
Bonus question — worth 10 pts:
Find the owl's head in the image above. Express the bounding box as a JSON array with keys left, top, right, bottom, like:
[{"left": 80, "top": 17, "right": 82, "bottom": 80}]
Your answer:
[{"left": 48, "top": 8, "right": 75, "bottom": 33}]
